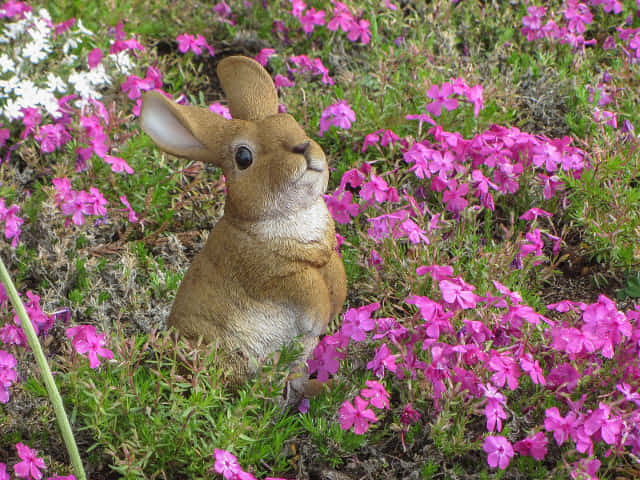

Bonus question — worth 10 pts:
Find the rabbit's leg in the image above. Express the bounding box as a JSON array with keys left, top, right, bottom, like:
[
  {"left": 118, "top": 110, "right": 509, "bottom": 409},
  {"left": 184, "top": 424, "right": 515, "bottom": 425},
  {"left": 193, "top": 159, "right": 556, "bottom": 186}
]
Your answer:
[{"left": 319, "top": 251, "right": 347, "bottom": 321}]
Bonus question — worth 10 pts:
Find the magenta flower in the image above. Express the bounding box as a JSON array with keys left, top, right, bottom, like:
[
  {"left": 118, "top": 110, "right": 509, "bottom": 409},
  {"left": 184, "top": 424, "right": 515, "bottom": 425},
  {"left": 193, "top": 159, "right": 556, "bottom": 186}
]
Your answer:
[
  {"left": 208, "top": 103, "right": 232, "bottom": 119},
  {"left": 87, "top": 47, "right": 103, "bottom": 69},
  {"left": 488, "top": 351, "right": 521, "bottom": 390},
  {"left": 324, "top": 190, "right": 359, "bottom": 224},
  {"left": 176, "top": 33, "right": 214, "bottom": 56},
  {"left": 60, "top": 190, "right": 92, "bottom": 226},
  {"left": 583, "top": 402, "right": 621, "bottom": 445},
  {"left": 544, "top": 407, "right": 577, "bottom": 446},
  {"left": 300, "top": 7, "right": 325, "bottom": 34},
  {"left": 66, "top": 325, "right": 113, "bottom": 369},
  {"left": 339, "top": 396, "right": 377, "bottom": 434},
  {"left": 36, "top": 124, "right": 71, "bottom": 154},
  {"left": 360, "top": 380, "right": 390, "bottom": 409},
  {"left": 0, "top": 350, "right": 17, "bottom": 404},
  {"left": 465, "top": 84, "right": 484, "bottom": 117},
  {"left": 400, "top": 402, "right": 420, "bottom": 425},
  {"left": 439, "top": 277, "right": 476, "bottom": 310},
  {"left": 0, "top": 324, "right": 27, "bottom": 347},
  {"left": 481, "top": 383, "right": 508, "bottom": 432},
  {"left": 359, "top": 174, "right": 399, "bottom": 204},
  {"left": 307, "top": 334, "right": 345, "bottom": 382},
  {"left": 0, "top": 463, "right": 8, "bottom": 480},
  {"left": 254, "top": 48, "right": 275, "bottom": 67},
  {"left": 520, "top": 207, "right": 552, "bottom": 221},
  {"left": 340, "top": 303, "right": 379, "bottom": 342},
  {"left": 442, "top": 180, "right": 468, "bottom": 214},
  {"left": 425, "top": 82, "right": 458, "bottom": 116},
  {"left": 366, "top": 343, "right": 397, "bottom": 377},
  {"left": 514, "top": 432, "right": 548, "bottom": 460},
  {"left": 519, "top": 353, "right": 545, "bottom": 385},
  {"left": 399, "top": 218, "right": 429, "bottom": 244},
  {"left": 327, "top": 2, "right": 354, "bottom": 32},
  {"left": 0, "top": 199, "right": 24, "bottom": 247},
  {"left": 14, "top": 443, "right": 46, "bottom": 480},
  {"left": 121, "top": 75, "right": 153, "bottom": 100},
  {"left": 119, "top": 196, "right": 138, "bottom": 223},
  {"left": 105, "top": 155, "right": 134, "bottom": 174},
  {"left": 483, "top": 435, "right": 514, "bottom": 470},
  {"left": 289, "top": 0, "right": 306, "bottom": 18},
  {"left": 520, "top": 228, "right": 544, "bottom": 258},
  {"left": 213, "top": 1, "right": 232, "bottom": 19},
  {"left": 319, "top": 100, "right": 355, "bottom": 136},
  {"left": 346, "top": 19, "right": 371, "bottom": 44},
  {"left": 213, "top": 449, "right": 242, "bottom": 480},
  {"left": 274, "top": 74, "right": 295, "bottom": 89}
]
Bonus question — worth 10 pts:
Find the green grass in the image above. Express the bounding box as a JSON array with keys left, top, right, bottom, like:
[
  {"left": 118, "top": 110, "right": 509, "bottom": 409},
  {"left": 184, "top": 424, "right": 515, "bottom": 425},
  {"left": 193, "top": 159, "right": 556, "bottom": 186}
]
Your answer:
[{"left": 2, "top": 0, "right": 640, "bottom": 478}]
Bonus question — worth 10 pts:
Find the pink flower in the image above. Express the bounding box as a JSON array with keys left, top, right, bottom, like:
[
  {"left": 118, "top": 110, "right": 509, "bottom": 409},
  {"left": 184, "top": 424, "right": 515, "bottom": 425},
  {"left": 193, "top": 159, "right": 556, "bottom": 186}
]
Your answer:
[
  {"left": 324, "top": 190, "right": 359, "bottom": 224},
  {"left": 339, "top": 396, "right": 377, "bottom": 434},
  {"left": 481, "top": 383, "right": 508, "bottom": 432},
  {"left": 176, "top": 33, "right": 214, "bottom": 56},
  {"left": 366, "top": 343, "right": 397, "bottom": 377},
  {"left": 121, "top": 75, "right": 153, "bottom": 100},
  {"left": 319, "top": 100, "right": 355, "bottom": 136},
  {"left": 442, "top": 180, "right": 468, "bottom": 214},
  {"left": 0, "top": 199, "right": 24, "bottom": 246},
  {"left": 327, "top": 2, "right": 354, "bottom": 32},
  {"left": 0, "top": 463, "right": 8, "bottom": 480},
  {"left": 487, "top": 350, "right": 520, "bottom": 390},
  {"left": 360, "top": 380, "right": 390, "bottom": 409},
  {"left": 213, "top": 449, "right": 241, "bottom": 479},
  {"left": 105, "top": 155, "right": 134, "bottom": 174},
  {"left": 483, "top": 435, "right": 514, "bottom": 470},
  {"left": 425, "top": 82, "right": 458, "bottom": 117},
  {"left": 583, "top": 402, "right": 621, "bottom": 445},
  {"left": 439, "top": 277, "right": 476, "bottom": 309},
  {"left": 520, "top": 207, "right": 552, "bottom": 221},
  {"left": 119, "top": 196, "right": 138, "bottom": 223},
  {"left": 300, "top": 7, "right": 325, "bottom": 34},
  {"left": 289, "top": 0, "right": 306, "bottom": 18},
  {"left": 213, "top": 1, "right": 232, "bottom": 19},
  {"left": 400, "top": 402, "right": 420, "bottom": 425},
  {"left": 346, "top": 19, "right": 371, "bottom": 44},
  {"left": 399, "top": 218, "right": 429, "bottom": 244},
  {"left": 307, "top": 334, "right": 346, "bottom": 382},
  {"left": 544, "top": 407, "right": 577, "bottom": 446},
  {"left": 14, "top": 443, "right": 46, "bottom": 480},
  {"left": 87, "top": 48, "right": 103, "bottom": 69},
  {"left": 519, "top": 353, "right": 545, "bottom": 385},
  {"left": 465, "top": 84, "right": 484, "bottom": 117},
  {"left": 520, "top": 228, "right": 544, "bottom": 258},
  {"left": 359, "top": 174, "right": 399, "bottom": 204},
  {"left": 514, "top": 432, "right": 548, "bottom": 460},
  {"left": 36, "top": 124, "right": 71, "bottom": 154},
  {"left": 66, "top": 325, "right": 113, "bottom": 369},
  {"left": 341, "top": 303, "right": 379, "bottom": 342},
  {"left": 254, "top": 48, "right": 275, "bottom": 67},
  {"left": 0, "top": 350, "right": 17, "bottom": 404}
]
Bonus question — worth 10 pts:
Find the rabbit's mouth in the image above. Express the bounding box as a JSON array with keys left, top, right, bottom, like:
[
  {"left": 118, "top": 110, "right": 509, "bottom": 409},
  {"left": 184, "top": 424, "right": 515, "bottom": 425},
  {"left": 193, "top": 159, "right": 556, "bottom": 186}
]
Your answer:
[{"left": 292, "top": 140, "right": 326, "bottom": 174}]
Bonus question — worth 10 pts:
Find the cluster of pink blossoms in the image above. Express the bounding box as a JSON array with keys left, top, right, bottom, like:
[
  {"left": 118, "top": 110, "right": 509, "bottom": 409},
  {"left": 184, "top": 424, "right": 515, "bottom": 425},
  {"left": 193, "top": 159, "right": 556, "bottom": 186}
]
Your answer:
[
  {"left": 52, "top": 177, "right": 107, "bottom": 227},
  {"left": 309, "top": 268, "right": 640, "bottom": 473},
  {"left": 287, "top": 0, "right": 384, "bottom": 44}
]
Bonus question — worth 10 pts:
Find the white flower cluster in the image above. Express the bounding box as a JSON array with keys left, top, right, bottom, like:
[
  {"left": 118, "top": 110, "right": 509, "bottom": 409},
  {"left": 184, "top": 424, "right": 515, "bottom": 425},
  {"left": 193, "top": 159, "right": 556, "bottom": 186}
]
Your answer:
[{"left": 0, "top": 8, "right": 134, "bottom": 123}]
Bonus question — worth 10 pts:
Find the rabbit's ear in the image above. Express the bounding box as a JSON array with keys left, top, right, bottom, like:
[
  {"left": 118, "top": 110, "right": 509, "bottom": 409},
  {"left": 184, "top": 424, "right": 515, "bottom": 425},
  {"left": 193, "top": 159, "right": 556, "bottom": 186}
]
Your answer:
[
  {"left": 140, "top": 91, "right": 231, "bottom": 166},
  {"left": 217, "top": 56, "right": 278, "bottom": 121}
]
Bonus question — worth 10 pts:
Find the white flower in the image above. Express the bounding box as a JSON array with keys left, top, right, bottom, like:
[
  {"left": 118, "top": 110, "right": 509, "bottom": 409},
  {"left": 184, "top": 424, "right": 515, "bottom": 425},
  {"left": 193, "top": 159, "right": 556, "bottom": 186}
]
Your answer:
[
  {"left": 0, "top": 54, "right": 15, "bottom": 73},
  {"left": 2, "top": 19, "right": 28, "bottom": 40},
  {"left": 75, "top": 19, "right": 94, "bottom": 36},
  {"left": 63, "top": 54, "right": 78, "bottom": 66},
  {"left": 109, "top": 51, "right": 134, "bottom": 75},
  {"left": 39, "top": 90, "right": 61, "bottom": 118},
  {"left": 46, "top": 73, "right": 67, "bottom": 93},
  {"left": 63, "top": 37, "right": 80, "bottom": 55},
  {"left": 68, "top": 70, "right": 103, "bottom": 100},
  {"left": 0, "top": 76, "right": 22, "bottom": 95},
  {"left": 86, "top": 64, "right": 111, "bottom": 87},
  {"left": 21, "top": 39, "right": 51, "bottom": 64},
  {"left": 2, "top": 98, "right": 23, "bottom": 121}
]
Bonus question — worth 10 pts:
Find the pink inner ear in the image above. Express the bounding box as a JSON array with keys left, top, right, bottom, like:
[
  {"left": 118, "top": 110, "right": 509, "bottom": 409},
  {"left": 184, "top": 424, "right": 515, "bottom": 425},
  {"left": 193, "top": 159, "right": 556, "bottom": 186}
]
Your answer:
[{"left": 141, "top": 95, "right": 204, "bottom": 151}]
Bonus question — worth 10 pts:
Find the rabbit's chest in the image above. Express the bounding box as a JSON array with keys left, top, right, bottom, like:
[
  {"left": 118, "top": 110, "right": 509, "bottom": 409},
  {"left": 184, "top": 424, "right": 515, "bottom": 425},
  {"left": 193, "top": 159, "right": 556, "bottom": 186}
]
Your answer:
[{"left": 252, "top": 200, "right": 330, "bottom": 243}]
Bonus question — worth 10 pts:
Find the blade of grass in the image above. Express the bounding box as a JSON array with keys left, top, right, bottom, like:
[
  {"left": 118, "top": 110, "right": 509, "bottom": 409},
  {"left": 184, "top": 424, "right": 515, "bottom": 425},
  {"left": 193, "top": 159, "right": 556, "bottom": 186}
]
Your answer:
[{"left": 0, "top": 256, "right": 87, "bottom": 480}]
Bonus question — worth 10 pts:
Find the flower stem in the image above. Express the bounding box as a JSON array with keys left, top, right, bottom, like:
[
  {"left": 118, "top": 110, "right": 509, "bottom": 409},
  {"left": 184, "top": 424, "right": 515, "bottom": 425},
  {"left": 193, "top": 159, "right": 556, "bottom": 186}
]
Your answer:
[{"left": 0, "top": 256, "right": 86, "bottom": 480}]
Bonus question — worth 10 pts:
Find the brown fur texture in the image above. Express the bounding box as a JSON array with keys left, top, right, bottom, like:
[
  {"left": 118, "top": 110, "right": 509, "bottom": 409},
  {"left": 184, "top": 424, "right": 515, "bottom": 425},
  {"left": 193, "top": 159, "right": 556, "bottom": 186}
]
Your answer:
[{"left": 139, "top": 56, "right": 347, "bottom": 389}]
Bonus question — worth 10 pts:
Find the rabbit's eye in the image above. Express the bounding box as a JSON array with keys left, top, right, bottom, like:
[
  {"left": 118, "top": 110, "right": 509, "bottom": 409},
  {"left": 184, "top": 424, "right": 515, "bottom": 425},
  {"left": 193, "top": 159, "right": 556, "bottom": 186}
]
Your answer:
[{"left": 235, "top": 146, "right": 253, "bottom": 170}]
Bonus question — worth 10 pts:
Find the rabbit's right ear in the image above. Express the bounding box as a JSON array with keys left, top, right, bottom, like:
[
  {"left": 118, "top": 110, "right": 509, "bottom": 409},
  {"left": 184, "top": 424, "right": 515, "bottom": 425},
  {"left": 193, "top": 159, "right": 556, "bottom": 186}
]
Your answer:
[{"left": 140, "top": 91, "right": 232, "bottom": 166}]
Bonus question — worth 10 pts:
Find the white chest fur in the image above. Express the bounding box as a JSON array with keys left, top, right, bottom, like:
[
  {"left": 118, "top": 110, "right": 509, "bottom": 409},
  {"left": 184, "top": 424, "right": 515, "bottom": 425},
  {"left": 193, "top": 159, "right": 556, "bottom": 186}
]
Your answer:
[{"left": 251, "top": 199, "right": 331, "bottom": 242}]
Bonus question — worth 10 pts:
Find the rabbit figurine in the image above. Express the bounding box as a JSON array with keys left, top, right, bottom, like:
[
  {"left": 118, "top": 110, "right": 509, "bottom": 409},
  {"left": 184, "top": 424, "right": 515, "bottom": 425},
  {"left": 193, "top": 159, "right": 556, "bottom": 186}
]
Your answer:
[{"left": 139, "top": 56, "right": 347, "bottom": 394}]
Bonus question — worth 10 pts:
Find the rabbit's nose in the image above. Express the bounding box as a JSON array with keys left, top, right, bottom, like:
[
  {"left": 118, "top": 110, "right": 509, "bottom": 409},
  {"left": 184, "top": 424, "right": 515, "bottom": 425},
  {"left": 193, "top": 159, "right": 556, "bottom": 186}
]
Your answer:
[{"left": 294, "top": 141, "right": 325, "bottom": 172}]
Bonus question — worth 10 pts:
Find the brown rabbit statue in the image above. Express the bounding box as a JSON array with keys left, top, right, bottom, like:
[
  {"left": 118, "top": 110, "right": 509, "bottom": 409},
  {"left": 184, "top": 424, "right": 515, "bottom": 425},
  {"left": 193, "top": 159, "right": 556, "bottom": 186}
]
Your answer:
[{"left": 139, "top": 55, "right": 347, "bottom": 399}]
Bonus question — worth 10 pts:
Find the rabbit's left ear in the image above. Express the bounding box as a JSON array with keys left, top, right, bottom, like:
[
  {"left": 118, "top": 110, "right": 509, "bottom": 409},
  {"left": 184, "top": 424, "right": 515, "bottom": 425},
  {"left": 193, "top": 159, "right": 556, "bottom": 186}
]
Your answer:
[
  {"left": 217, "top": 56, "right": 279, "bottom": 121},
  {"left": 140, "top": 91, "right": 233, "bottom": 167}
]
